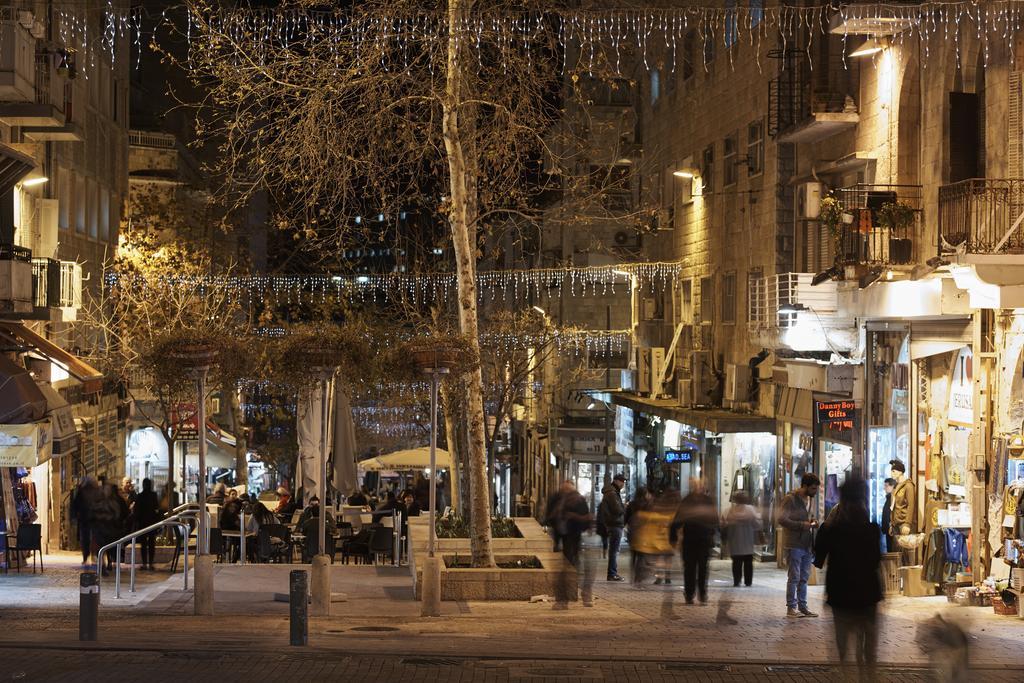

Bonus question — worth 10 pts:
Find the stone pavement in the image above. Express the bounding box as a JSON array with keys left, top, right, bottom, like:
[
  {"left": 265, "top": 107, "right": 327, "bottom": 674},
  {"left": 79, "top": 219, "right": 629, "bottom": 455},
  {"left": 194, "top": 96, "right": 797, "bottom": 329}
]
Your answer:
[{"left": 3, "top": 544, "right": 1023, "bottom": 682}]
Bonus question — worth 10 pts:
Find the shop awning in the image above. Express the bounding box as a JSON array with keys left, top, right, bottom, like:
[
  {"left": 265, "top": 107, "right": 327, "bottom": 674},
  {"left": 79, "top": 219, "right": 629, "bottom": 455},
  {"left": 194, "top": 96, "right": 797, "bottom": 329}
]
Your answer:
[
  {"left": 776, "top": 387, "right": 814, "bottom": 428},
  {"left": 909, "top": 318, "right": 972, "bottom": 359},
  {"left": 0, "top": 322, "right": 104, "bottom": 393},
  {"left": 567, "top": 451, "right": 628, "bottom": 465},
  {"left": 605, "top": 391, "right": 776, "bottom": 434},
  {"left": 0, "top": 354, "right": 47, "bottom": 423},
  {"left": 35, "top": 381, "right": 79, "bottom": 456},
  {"left": 361, "top": 447, "right": 452, "bottom": 471}
]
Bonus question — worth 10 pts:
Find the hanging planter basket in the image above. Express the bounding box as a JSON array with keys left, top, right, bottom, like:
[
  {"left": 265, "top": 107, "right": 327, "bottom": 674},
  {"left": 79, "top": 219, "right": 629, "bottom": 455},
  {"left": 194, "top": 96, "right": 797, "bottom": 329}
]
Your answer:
[
  {"left": 397, "top": 334, "right": 479, "bottom": 378},
  {"left": 165, "top": 341, "right": 220, "bottom": 369}
]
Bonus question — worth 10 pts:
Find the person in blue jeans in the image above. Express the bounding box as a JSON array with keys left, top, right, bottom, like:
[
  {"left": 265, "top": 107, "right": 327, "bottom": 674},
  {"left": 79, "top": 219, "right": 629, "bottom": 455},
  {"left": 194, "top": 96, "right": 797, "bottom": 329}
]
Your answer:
[
  {"left": 598, "top": 473, "right": 627, "bottom": 581},
  {"left": 778, "top": 472, "right": 821, "bottom": 618}
]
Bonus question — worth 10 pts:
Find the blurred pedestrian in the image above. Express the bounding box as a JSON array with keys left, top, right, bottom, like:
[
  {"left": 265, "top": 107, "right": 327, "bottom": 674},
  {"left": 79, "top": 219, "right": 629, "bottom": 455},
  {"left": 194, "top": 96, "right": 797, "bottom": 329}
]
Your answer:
[
  {"left": 779, "top": 472, "right": 821, "bottom": 618},
  {"left": 881, "top": 477, "right": 896, "bottom": 552},
  {"left": 653, "top": 488, "right": 681, "bottom": 585},
  {"left": 814, "top": 477, "right": 882, "bottom": 680},
  {"left": 70, "top": 476, "right": 99, "bottom": 568},
  {"left": 915, "top": 613, "right": 969, "bottom": 683},
  {"left": 671, "top": 478, "right": 717, "bottom": 604},
  {"left": 598, "top": 473, "right": 626, "bottom": 581},
  {"left": 121, "top": 477, "right": 137, "bottom": 506},
  {"left": 724, "top": 491, "right": 762, "bottom": 587},
  {"left": 552, "top": 481, "right": 593, "bottom": 608},
  {"left": 93, "top": 482, "right": 126, "bottom": 576},
  {"left": 625, "top": 486, "right": 653, "bottom": 585},
  {"left": 275, "top": 485, "right": 296, "bottom": 516},
  {"left": 208, "top": 482, "right": 227, "bottom": 506},
  {"left": 133, "top": 478, "right": 161, "bottom": 570},
  {"left": 544, "top": 483, "right": 570, "bottom": 552}
]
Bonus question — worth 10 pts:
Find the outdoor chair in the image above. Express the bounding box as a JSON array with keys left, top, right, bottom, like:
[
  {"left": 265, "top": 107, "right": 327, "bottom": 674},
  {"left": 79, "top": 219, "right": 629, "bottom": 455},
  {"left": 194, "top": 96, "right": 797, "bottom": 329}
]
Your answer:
[
  {"left": 369, "top": 525, "right": 394, "bottom": 565},
  {"left": 340, "top": 528, "right": 373, "bottom": 565},
  {"left": 6, "top": 523, "right": 42, "bottom": 573},
  {"left": 257, "top": 525, "right": 291, "bottom": 563},
  {"left": 302, "top": 530, "right": 336, "bottom": 563},
  {"left": 208, "top": 528, "right": 225, "bottom": 563},
  {"left": 169, "top": 521, "right": 197, "bottom": 573}
]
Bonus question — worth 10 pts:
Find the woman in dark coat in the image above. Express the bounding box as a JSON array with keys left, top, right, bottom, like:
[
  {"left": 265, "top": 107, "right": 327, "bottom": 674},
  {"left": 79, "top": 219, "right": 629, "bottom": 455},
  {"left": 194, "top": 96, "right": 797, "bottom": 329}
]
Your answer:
[
  {"left": 813, "top": 477, "right": 883, "bottom": 679},
  {"left": 133, "top": 478, "right": 162, "bottom": 570}
]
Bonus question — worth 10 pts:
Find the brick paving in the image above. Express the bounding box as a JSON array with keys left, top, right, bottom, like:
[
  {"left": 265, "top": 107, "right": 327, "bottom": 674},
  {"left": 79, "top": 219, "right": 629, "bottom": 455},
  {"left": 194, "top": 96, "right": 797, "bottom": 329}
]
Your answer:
[{"left": 3, "top": 544, "right": 1023, "bottom": 682}]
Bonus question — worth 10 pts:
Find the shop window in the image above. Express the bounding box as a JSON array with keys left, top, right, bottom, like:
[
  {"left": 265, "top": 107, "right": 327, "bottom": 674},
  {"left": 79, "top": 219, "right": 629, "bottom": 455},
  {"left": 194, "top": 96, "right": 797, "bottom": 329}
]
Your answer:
[{"left": 722, "top": 271, "right": 737, "bottom": 324}]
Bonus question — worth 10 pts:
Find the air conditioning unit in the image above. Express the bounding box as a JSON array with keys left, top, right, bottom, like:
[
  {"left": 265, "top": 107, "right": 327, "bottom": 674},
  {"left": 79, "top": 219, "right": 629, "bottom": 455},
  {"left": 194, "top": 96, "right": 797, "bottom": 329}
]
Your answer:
[
  {"left": 797, "top": 181, "right": 824, "bottom": 219},
  {"left": 691, "top": 350, "right": 715, "bottom": 406},
  {"left": 677, "top": 379, "right": 693, "bottom": 408},
  {"left": 613, "top": 229, "right": 640, "bottom": 249},
  {"left": 724, "top": 363, "right": 751, "bottom": 403},
  {"left": 636, "top": 346, "right": 666, "bottom": 396}
]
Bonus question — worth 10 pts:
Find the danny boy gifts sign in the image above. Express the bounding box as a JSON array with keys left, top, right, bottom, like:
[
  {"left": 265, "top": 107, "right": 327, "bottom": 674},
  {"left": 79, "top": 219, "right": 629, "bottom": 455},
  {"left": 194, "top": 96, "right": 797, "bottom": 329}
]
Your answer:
[{"left": 815, "top": 400, "right": 857, "bottom": 431}]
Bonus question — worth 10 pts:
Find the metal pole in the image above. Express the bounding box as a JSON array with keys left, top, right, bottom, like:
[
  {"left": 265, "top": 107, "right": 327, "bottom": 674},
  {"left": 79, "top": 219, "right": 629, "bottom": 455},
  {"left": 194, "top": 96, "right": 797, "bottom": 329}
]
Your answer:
[
  {"left": 114, "top": 543, "right": 121, "bottom": 598},
  {"left": 129, "top": 540, "right": 136, "bottom": 593},
  {"left": 319, "top": 371, "right": 331, "bottom": 560},
  {"left": 79, "top": 573, "right": 98, "bottom": 641},
  {"left": 197, "top": 368, "right": 209, "bottom": 555},
  {"left": 428, "top": 369, "right": 438, "bottom": 559},
  {"left": 239, "top": 510, "right": 246, "bottom": 565}
]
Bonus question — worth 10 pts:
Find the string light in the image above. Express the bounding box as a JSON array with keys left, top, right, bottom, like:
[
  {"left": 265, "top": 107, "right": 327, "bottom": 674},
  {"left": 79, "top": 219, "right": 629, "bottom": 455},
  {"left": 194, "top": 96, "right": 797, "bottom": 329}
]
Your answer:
[
  {"left": 107, "top": 260, "right": 678, "bottom": 306},
  {"left": 21, "top": 3, "right": 1024, "bottom": 75}
]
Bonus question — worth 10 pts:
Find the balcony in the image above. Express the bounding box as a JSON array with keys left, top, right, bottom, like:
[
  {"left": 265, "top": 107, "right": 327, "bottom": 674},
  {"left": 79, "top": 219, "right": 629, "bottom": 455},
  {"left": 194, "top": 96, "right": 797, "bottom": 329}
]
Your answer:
[
  {"left": 0, "top": 243, "right": 33, "bottom": 314},
  {"left": 0, "top": 20, "right": 36, "bottom": 103},
  {"left": 939, "top": 178, "right": 1024, "bottom": 256},
  {"left": 26, "top": 258, "right": 81, "bottom": 320},
  {"left": 834, "top": 184, "right": 923, "bottom": 268},
  {"left": 768, "top": 49, "right": 858, "bottom": 143},
  {"left": 0, "top": 53, "right": 66, "bottom": 128},
  {"left": 748, "top": 272, "right": 853, "bottom": 352}
]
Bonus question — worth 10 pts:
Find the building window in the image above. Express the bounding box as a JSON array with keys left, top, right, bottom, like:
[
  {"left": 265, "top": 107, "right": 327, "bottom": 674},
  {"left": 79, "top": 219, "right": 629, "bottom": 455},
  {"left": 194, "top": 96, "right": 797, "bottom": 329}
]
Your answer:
[
  {"left": 683, "top": 30, "right": 696, "bottom": 81},
  {"left": 723, "top": 133, "right": 738, "bottom": 187},
  {"left": 703, "top": 32, "right": 716, "bottom": 66},
  {"left": 702, "top": 144, "right": 715, "bottom": 194},
  {"left": 747, "top": 119, "right": 765, "bottom": 176},
  {"left": 725, "top": 1, "right": 739, "bottom": 48},
  {"left": 751, "top": 0, "right": 764, "bottom": 28},
  {"left": 680, "top": 279, "right": 693, "bottom": 324},
  {"left": 722, "top": 272, "right": 737, "bottom": 324},
  {"left": 650, "top": 68, "right": 661, "bottom": 106},
  {"left": 747, "top": 267, "right": 764, "bottom": 322},
  {"left": 700, "top": 276, "right": 714, "bottom": 325}
]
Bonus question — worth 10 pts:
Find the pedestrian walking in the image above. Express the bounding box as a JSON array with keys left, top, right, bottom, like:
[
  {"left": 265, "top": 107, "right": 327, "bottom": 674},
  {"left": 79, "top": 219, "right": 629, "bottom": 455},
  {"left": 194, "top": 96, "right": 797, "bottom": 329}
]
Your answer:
[
  {"left": 544, "top": 483, "right": 570, "bottom": 552},
  {"left": 671, "top": 478, "right": 717, "bottom": 604},
  {"left": 723, "top": 490, "right": 762, "bottom": 587},
  {"left": 598, "top": 473, "right": 626, "bottom": 581},
  {"left": 813, "top": 477, "right": 883, "bottom": 680},
  {"left": 625, "top": 486, "right": 653, "bottom": 585},
  {"left": 93, "top": 482, "right": 126, "bottom": 576},
  {"left": 133, "top": 478, "right": 162, "bottom": 570},
  {"left": 551, "top": 481, "right": 593, "bottom": 608},
  {"left": 70, "top": 476, "right": 99, "bottom": 568},
  {"left": 778, "top": 472, "right": 821, "bottom": 618}
]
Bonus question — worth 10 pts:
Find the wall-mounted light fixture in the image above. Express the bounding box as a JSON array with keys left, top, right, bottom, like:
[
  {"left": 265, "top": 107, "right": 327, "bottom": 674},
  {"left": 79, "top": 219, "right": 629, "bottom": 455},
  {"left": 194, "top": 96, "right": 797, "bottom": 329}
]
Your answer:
[
  {"left": 849, "top": 36, "right": 888, "bottom": 58},
  {"left": 20, "top": 177, "right": 48, "bottom": 187}
]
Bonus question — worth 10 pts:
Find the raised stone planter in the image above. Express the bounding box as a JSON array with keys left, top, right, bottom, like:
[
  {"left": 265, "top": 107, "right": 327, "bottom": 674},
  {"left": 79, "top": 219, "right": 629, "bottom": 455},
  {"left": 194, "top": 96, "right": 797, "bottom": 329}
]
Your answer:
[{"left": 408, "top": 517, "right": 576, "bottom": 601}]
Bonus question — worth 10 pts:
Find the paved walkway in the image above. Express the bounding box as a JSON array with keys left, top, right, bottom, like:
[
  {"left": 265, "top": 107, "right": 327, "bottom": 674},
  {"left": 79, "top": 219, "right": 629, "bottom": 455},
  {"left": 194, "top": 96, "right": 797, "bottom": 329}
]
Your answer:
[{"left": 3, "top": 544, "right": 1023, "bottom": 681}]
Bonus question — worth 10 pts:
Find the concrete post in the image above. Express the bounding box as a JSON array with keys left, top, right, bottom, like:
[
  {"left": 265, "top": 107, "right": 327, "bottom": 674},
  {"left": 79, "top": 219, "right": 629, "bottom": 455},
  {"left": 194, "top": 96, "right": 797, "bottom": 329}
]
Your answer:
[
  {"left": 420, "top": 555, "right": 442, "bottom": 617},
  {"left": 194, "top": 554, "right": 215, "bottom": 616},
  {"left": 289, "top": 570, "right": 308, "bottom": 646},
  {"left": 310, "top": 554, "right": 331, "bottom": 616}
]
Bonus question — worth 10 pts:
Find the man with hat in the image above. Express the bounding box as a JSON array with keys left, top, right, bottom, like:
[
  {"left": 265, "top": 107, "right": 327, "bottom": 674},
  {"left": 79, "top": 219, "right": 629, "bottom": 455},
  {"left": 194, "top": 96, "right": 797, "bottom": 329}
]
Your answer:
[{"left": 599, "top": 472, "right": 627, "bottom": 581}]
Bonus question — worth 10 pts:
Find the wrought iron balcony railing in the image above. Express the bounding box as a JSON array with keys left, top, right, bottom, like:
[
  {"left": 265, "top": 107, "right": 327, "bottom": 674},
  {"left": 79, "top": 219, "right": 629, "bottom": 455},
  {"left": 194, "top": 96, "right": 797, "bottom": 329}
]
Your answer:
[
  {"left": 834, "top": 184, "right": 922, "bottom": 266},
  {"left": 938, "top": 178, "right": 1024, "bottom": 255}
]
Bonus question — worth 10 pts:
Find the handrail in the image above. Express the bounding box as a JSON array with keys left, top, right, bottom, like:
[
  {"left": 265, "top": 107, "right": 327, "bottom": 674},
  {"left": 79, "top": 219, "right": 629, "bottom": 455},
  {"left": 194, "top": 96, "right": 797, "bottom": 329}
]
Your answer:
[{"left": 97, "top": 509, "right": 199, "bottom": 600}]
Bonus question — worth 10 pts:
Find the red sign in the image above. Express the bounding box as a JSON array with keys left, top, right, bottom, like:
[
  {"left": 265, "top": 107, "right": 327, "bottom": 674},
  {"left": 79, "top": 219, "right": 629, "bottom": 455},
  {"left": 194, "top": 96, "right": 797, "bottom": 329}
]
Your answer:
[
  {"left": 169, "top": 403, "right": 199, "bottom": 440},
  {"left": 815, "top": 400, "right": 857, "bottom": 431}
]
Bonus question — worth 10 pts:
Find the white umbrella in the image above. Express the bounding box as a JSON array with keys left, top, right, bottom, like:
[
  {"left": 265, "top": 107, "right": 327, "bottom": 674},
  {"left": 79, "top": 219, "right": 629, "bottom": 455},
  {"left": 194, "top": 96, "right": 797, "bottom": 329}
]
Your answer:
[{"left": 360, "top": 447, "right": 452, "bottom": 471}]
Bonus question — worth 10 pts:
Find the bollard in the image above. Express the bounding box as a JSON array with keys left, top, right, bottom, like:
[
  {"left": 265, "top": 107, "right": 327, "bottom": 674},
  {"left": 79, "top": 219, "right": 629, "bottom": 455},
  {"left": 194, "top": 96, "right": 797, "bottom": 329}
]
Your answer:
[
  {"left": 79, "top": 572, "right": 99, "bottom": 641},
  {"left": 289, "top": 570, "right": 308, "bottom": 646}
]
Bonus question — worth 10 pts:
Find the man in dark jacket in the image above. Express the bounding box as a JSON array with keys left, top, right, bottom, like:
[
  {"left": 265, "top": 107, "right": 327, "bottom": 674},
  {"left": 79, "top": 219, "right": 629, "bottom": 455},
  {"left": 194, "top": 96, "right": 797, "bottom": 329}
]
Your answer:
[
  {"left": 880, "top": 478, "right": 896, "bottom": 552},
  {"left": 671, "top": 478, "right": 718, "bottom": 604},
  {"left": 779, "top": 472, "right": 821, "bottom": 618},
  {"left": 814, "top": 477, "right": 882, "bottom": 679},
  {"left": 598, "top": 473, "right": 627, "bottom": 581}
]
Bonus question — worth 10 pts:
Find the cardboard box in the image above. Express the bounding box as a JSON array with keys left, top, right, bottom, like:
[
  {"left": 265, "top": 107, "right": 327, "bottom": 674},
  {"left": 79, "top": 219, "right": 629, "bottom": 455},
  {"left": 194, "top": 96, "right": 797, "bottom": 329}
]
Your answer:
[{"left": 901, "top": 565, "right": 937, "bottom": 597}]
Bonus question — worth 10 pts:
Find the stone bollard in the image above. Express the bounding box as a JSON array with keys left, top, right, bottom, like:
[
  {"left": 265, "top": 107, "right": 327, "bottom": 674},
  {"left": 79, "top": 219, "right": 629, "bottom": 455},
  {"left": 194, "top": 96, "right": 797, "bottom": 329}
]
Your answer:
[
  {"left": 420, "top": 555, "right": 442, "bottom": 617},
  {"left": 310, "top": 554, "right": 331, "bottom": 617},
  {"left": 290, "top": 570, "right": 308, "bottom": 646},
  {"left": 79, "top": 572, "right": 99, "bottom": 641},
  {"left": 194, "top": 554, "right": 215, "bottom": 616}
]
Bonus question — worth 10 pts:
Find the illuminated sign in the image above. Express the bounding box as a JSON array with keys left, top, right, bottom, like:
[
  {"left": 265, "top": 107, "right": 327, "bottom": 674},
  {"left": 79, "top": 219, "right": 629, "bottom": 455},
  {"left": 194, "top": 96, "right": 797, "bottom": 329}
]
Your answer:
[
  {"left": 665, "top": 449, "right": 694, "bottom": 463},
  {"left": 815, "top": 400, "right": 857, "bottom": 431}
]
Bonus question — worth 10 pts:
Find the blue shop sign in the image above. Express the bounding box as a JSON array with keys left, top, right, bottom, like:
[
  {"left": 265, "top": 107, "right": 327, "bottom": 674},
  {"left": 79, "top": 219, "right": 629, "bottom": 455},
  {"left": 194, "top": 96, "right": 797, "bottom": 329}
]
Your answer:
[{"left": 665, "top": 449, "right": 694, "bottom": 463}]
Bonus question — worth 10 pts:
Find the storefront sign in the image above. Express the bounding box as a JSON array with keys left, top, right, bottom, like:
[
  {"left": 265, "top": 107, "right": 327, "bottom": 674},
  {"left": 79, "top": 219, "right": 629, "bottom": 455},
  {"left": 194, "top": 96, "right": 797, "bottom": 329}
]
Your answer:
[
  {"left": 0, "top": 422, "right": 52, "bottom": 467},
  {"left": 815, "top": 400, "right": 857, "bottom": 431},
  {"left": 170, "top": 403, "right": 199, "bottom": 440},
  {"left": 665, "top": 449, "right": 694, "bottom": 463},
  {"left": 615, "top": 406, "right": 635, "bottom": 458},
  {"left": 947, "top": 346, "right": 974, "bottom": 427}
]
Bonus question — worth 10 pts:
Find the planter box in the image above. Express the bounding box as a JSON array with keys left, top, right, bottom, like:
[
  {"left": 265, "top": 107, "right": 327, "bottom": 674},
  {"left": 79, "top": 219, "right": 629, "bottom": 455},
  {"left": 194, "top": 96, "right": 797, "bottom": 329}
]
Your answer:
[{"left": 408, "top": 517, "right": 576, "bottom": 601}]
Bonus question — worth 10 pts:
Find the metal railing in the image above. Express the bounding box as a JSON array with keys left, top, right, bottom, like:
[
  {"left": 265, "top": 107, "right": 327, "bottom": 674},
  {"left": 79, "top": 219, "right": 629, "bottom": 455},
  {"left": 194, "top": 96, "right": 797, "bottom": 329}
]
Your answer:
[
  {"left": 128, "top": 130, "right": 177, "bottom": 149},
  {"left": 939, "top": 178, "right": 1024, "bottom": 255},
  {"left": 768, "top": 49, "right": 858, "bottom": 138},
  {"left": 58, "top": 260, "right": 82, "bottom": 307},
  {"left": 835, "top": 184, "right": 923, "bottom": 266},
  {"left": 30, "top": 257, "right": 59, "bottom": 307},
  {"left": 97, "top": 505, "right": 200, "bottom": 600},
  {"left": 0, "top": 243, "right": 32, "bottom": 261}
]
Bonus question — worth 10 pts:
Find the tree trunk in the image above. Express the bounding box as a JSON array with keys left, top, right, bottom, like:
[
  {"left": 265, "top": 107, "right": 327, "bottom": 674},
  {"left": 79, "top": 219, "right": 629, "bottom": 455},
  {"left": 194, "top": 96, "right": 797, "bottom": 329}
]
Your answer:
[
  {"left": 226, "top": 383, "right": 248, "bottom": 488},
  {"left": 443, "top": 0, "right": 493, "bottom": 567}
]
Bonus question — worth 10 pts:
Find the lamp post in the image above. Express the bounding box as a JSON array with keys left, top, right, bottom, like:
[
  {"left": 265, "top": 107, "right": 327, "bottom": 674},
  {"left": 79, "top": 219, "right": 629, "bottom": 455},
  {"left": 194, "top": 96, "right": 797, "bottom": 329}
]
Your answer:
[{"left": 170, "top": 342, "right": 218, "bottom": 617}]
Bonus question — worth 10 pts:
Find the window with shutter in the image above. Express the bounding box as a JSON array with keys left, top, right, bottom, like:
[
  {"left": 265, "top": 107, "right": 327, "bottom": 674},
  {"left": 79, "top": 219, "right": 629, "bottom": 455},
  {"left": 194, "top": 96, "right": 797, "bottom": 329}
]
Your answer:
[{"left": 1010, "top": 72, "right": 1023, "bottom": 178}]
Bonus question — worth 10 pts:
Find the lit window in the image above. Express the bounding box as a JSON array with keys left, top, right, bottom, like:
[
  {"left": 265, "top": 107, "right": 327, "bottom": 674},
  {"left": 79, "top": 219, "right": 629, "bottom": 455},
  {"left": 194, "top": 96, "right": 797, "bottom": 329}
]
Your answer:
[{"left": 747, "top": 119, "right": 764, "bottom": 176}]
